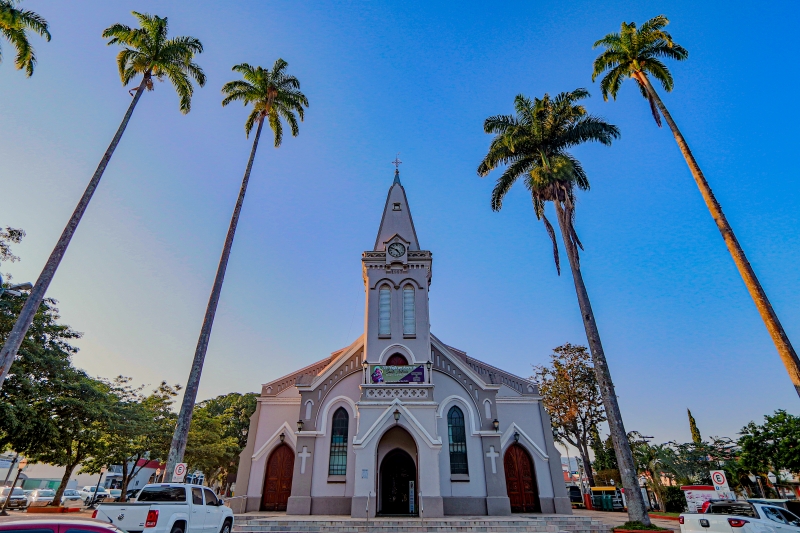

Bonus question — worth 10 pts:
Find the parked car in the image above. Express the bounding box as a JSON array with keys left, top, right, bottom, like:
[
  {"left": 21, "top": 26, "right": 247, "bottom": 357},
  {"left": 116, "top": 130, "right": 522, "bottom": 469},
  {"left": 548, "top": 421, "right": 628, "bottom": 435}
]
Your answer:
[
  {"left": 94, "top": 483, "right": 234, "bottom": 533},
  {"left": 26, "top": 489, "right": 55, "bottom": 508},
  {"left": 0, "top": 519, "right": 126, "bottom": 533},
  {"left": 78, "top": 485, "right": 109, "bottom": 504},
  {"left": 107, "top": 489, "right": 122, "bottom": 502},
  {"left": 749, "top": 499, "right": 800, "bottom": 516},
  {"left": 568, "top": 485, "right": 584, "bottom": 506},
  {"left": 61, "top": 489, "right": 83, "bottom": 508},
  {"left": 680, "top": 500, "right": 800, "bottom": 533},
  {"left": 0, "top": 486, "right": 27, "bottom": 510}
]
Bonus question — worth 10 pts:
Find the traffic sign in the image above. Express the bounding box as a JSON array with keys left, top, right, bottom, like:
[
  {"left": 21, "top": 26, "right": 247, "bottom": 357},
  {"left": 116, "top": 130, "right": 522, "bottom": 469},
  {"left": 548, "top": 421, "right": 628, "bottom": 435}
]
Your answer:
[
  {"left": 710, "top": 470, "right": 729, "bottom": 491},
  {"left": 172, "top": 463, "right": 188, "bottom": 482}
]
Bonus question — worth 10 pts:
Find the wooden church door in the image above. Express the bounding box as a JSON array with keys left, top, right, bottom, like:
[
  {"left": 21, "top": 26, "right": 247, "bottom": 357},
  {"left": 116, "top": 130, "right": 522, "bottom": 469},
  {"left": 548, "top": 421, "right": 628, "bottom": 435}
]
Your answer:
[
  {"left": 261, "top": 444, "right": 294, "bottom": 511},
  {"left": 504, "top": 444, "right": 541, "bottom": 513}
]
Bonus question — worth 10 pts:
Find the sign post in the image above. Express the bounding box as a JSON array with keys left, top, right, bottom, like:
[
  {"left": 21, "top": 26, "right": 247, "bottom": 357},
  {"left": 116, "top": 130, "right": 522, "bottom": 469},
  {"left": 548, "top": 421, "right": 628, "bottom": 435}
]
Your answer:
[
  {"left": 710, "top": 470, "right": 735, "bottom": 500},
  {"left": 172, "top": 463, "right": 188, "bottom": 483}
]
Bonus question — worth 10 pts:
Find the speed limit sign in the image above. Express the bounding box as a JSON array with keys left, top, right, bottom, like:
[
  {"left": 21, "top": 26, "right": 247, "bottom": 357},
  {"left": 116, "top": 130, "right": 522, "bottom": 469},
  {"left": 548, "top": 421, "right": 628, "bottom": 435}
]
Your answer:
[{"left": 172, "top": 463, "right": 188, "bottom": 482}]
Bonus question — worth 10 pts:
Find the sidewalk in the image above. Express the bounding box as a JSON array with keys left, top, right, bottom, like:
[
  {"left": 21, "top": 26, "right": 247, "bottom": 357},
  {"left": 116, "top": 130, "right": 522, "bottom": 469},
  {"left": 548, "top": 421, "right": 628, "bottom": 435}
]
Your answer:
[{"left": 573, "top": 509, "right": 678, "bottom": 530}]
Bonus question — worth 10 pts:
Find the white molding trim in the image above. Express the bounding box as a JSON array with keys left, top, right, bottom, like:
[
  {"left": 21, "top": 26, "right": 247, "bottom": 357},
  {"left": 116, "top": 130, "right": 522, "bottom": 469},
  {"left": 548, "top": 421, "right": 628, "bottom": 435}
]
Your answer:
[
  {"left": 353, "top": 398, "right": 442, "bottom": 449},
  {"left": 257, "top": 397, "right": 301, "bottom": 405},
  {"left": 377, "top": 343, "right": 417, "bottom": 364},
  {"left": 430, "top": 337, "right": 499, "bottom": 392},
  {"left": 500, "top": 423, "right": 548, "bottom": 460},
  {"left": 496, "top": 396, "right": 541, "bottom": 403},
  {"left": 435, "top": 395, "right": 480, "bottom": 436},
  {"left": 252, "top": 421, "right": 297, "bottom": 461},
  {"left": 315, "top": 395, "right": 358, "bottom": 434},
  {"left": 297, "top": 335, "right": 365, "bottom": 390}
]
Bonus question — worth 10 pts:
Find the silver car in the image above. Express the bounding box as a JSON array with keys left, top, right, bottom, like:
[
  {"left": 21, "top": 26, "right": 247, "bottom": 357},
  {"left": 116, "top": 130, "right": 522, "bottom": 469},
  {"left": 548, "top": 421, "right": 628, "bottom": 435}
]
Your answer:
[
  {"left": 62, "top": 488, "right": 83, "bottom": 507},
  {"left": 0, "top": 487, "right": 27, "bottom": 509},
  {"left": 26, "top": 488, "right": 55, "bottom": 507}
]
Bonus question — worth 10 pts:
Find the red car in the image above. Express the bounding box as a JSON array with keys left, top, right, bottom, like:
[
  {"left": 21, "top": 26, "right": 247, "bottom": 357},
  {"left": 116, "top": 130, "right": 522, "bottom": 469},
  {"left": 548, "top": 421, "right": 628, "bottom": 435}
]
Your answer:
[{"left": 0, "top": 519, "right": 126, "bottom": 533}]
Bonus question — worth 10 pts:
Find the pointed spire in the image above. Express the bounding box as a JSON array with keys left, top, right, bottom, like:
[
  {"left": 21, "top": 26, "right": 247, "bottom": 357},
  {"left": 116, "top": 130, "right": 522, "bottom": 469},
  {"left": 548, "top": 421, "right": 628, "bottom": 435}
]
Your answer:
[{"left": 374, "top": 169, "right": 419, "bottom": 251}]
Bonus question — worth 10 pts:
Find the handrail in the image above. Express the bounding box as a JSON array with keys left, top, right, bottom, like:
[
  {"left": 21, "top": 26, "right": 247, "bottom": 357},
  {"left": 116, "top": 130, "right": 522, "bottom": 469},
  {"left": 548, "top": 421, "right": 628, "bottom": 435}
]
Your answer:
[
  {"left": 365, "top": 492, "right": 370, "bottom": 533},
  {"left": 419, "top": 491, "right": 423, "bottom": 524}
]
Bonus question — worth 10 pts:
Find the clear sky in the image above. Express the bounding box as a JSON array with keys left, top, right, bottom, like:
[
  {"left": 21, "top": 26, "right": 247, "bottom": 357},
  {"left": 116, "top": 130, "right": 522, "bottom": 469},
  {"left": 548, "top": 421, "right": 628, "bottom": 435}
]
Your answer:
[{"left": 1, "top": 0, "right": 798, "bottom": 446}]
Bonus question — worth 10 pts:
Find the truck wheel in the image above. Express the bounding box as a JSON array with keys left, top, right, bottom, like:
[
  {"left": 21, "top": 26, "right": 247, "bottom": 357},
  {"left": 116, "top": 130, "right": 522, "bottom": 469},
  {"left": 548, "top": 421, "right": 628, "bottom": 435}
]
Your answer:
[
  {"left": 170, "top": 525, "right": 185, "bottom": 533},
  {"left": 220, "top": 521, "right": 232, "bottom": 533}
]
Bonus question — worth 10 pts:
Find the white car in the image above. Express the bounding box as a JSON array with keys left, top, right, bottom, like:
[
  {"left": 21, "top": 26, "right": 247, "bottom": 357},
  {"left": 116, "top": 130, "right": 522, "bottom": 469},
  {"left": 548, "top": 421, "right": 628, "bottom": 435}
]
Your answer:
[
  {"left": 95, "top": 483, "right": 233, "bottom": 533},
  {"left": 79, "top": 485, "right": 110, "bottom": 504},
  {"left": 681, "top": 500, "right": 800, "bottom": 533},
  {"left": 26, "top": 488, "right": 55, "bottom": 507}
]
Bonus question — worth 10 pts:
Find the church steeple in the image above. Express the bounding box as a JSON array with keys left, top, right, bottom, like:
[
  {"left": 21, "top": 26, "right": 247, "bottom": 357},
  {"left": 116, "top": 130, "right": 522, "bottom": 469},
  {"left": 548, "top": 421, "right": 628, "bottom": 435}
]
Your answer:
[{"left": 374, "top": 170, "right": 420, "bottom": 251}]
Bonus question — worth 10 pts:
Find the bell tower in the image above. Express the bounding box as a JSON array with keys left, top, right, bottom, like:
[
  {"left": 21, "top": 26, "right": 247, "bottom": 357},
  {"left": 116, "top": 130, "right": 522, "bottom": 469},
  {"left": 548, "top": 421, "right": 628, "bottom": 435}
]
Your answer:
[{"left": 362, "top": 168, "right": 432, "bottom": 365}]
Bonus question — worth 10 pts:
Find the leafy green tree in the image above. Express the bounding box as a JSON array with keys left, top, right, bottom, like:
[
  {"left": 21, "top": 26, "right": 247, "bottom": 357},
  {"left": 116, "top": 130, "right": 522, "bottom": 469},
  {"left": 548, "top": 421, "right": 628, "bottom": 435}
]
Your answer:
[
  {"left": 0, "top": 0, "right": 50, "bottom": 76},
  {"left": 477, "top": 90, "right": 650, "bottom": 524},
  {"left": 659, "top": 437, "right": 737, "bottom": 486},
  {"left": 739, "top": 410, "right": 800, "bottom": 476},
  {"left": 591, "top": 429, "right": 618, "bottom": 471},
  {"left": 184, "top": 408, "right": 237, "bottom": 485},
  {"left": 688, "top": 409, "right": 702, "bottom": 444},
  {"left": 532, "top": 343, "right": 605, "bottom": 487},
  {"left": 0, "top": 227, "right": 24, "bottom": 264},
  {"left": 166, "top": 59, "right": 308, "bottom": 476},
  {"left": 0, "top": 11, "right": 205, "bottom": 390},
  {"left": 592, "top": 15, "right": 800, "bottom": 398},
  {"left": 197, "top": 392, "right": 258, "bottom": 450},
  {"left": 84, "top": 378, "right": 180, "bottom": 501}
]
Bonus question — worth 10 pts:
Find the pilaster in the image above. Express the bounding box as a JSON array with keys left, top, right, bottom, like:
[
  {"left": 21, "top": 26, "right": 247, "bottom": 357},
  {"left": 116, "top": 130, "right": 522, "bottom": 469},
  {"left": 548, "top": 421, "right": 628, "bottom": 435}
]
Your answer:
[
  {"left": 287, "top": 435, "right": 317, "bottom": 515},
  {"left": 480, "top": 434, "right": 511, "bottom": 516}
]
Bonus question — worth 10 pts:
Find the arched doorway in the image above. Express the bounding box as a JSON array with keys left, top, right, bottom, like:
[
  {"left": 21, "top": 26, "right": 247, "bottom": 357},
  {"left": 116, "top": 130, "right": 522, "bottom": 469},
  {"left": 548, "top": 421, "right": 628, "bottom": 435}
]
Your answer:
[
  {"left": 261, "top": 444, "right": 294, "bottom": 511},
  {"left": 379, "top": 448, "right": 416, "bottom": 515},
  {"left": 504, "top": 444, "right": 540, "bottom": 513}
]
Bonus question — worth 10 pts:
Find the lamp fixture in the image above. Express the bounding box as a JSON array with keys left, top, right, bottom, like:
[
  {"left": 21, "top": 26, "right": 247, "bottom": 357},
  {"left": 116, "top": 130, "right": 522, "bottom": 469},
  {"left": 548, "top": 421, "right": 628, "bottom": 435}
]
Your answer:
[
  {"left": 492, "top": 419, "right": 500, "bottom": 432},
  {"left": 393, "top": 409, "right": 401, "bottom": 424},
  {"left": 514, "top": 431, "right": 520, "bottom": 443},
  {"left": 297, "top": 419, "right": 304, "bottom": 432},
  {"left": 279, "top": 432, "right": 285, "bottom": 443},
  {"left": 426, "top": 360, "right": 432, "bottom": 383}
]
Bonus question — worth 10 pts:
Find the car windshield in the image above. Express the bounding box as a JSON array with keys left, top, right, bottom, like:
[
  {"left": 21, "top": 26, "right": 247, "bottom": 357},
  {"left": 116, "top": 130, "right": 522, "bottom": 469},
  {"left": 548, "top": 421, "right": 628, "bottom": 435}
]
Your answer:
[
  {"left": 137, "top": 486, "right": 187, "bottom": 502},
  {"left": 64, "top": 490, "right": 79, "bottom": 496},
  {"left": 0, "top": 488, "right": 24, "bottom": 496},
  {"left": 110, "top": 490, "right": 121, "bottom": 494},
  {"left": 708, "top": 503, "right": 758, "bottom": 518}
]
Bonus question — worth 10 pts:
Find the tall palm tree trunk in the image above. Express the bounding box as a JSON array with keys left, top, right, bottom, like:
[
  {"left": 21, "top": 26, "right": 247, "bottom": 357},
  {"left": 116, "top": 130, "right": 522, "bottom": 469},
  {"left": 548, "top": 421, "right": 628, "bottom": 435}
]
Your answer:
[
  {"left": 0, "top": 75, "right": 150, "bottom": 390},
  {"left": 165, "top": 118, "right": 264, "bottom": 478},
  {"left": 636, "top": 73, "right": 800, "bottom": 398},
  {"left": 553, "top": 200, "right": 650, "bottom": 524}
]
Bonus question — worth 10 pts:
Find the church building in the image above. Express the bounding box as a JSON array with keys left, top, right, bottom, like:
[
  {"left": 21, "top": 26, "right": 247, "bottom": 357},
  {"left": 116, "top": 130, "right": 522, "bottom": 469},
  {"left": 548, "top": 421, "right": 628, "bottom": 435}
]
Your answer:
[{"left": 235, "top": 170, "right": 571, "bottom": 517}]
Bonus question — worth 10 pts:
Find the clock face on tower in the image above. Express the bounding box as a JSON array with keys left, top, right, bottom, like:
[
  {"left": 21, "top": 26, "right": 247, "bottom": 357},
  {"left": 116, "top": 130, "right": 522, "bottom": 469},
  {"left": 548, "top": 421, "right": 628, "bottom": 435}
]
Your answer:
[{"left": 387, "top": 243, "right": 406, "bottom": 258}]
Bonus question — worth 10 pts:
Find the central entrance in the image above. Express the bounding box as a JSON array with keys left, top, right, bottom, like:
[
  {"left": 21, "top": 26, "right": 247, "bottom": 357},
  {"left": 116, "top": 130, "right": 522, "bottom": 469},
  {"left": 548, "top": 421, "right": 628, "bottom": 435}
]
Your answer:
[
  {"left": 377, "top": 425, "right": 418, "bottom": 516},
  {"left": 380, "top": 449, "right": 416, "bottom": 515}
]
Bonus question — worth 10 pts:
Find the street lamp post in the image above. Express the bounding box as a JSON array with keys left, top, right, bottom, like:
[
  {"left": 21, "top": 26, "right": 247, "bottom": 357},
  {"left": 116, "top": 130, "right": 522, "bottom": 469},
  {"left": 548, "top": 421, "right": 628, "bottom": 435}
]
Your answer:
[
  {"left": 89, "top": 467, "right": 107, "bottom": 509},
  {"left": 0, "top": 274, "right": 33, "bottom": 299},
  {"left": 0, "top": 457, "right": 27, "bottom": 516}
]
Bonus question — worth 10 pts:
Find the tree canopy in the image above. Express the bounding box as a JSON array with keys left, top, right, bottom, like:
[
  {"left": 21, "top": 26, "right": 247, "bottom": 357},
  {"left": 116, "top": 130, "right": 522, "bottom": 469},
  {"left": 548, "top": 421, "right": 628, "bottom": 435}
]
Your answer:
[{"left": 0, "top": 0, "right": 50, "bottom": 76}]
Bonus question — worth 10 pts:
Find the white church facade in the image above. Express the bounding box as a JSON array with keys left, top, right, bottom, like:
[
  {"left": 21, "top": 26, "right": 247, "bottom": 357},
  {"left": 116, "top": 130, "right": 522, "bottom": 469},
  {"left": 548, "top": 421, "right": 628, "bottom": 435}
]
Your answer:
[{"left": 235, "top": 171, "right": 571, "bottom": 517}]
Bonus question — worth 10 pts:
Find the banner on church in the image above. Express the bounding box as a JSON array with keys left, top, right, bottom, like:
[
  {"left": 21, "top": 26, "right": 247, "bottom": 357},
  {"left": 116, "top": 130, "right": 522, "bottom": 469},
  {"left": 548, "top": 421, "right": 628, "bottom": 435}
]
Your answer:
[{"left": 370, "top": 364, "right": 424, "bottom": 383}]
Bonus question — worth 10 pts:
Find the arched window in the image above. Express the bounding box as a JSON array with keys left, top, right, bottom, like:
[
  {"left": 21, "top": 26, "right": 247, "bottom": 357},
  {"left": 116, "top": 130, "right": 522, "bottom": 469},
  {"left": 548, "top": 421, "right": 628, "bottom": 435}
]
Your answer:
[
  {"left": 386, "top": 353, "right": 408, "bottom": 366},
  {"left": 379, "top": 286, "right": 391, "bottom": 336},
  {"left": 403, "top": 285, "right": 415, "bottom": 335},
  {"left": 328, "top": 408, "right": 349, "bottom": 475},
  {"left": 447, "top": 406, "right": 468, "bottom": 475}
]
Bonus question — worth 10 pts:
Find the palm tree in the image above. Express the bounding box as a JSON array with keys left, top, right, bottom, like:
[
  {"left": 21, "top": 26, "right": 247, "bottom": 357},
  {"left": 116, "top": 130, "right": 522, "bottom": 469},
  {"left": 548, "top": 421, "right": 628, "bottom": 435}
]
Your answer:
[
  {"left": 592, "top": 15, "right": 800, "bottom": 398},
  {"left": 164, "top": 59, "right": 308, "bottom": 477},
  {"left": 478, "top": 89, "right": 651, "bottom": 525},
  {"left": 0, "top": 0, "right": 50, "bottom": 76},
  {"left": 0, "top": 12, "right": 205, "bottom": 389}
]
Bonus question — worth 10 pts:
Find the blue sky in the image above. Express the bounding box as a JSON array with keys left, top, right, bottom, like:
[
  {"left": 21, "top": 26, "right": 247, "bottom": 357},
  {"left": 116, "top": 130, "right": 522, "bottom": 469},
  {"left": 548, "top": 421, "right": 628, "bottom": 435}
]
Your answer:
[{"left": 1, "top": 0, "right": 797, "bottom": 446}]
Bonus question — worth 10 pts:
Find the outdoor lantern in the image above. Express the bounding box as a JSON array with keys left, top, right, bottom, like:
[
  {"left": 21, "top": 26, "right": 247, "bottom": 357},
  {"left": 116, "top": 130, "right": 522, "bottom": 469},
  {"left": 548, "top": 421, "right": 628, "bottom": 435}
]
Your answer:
[
  {"left": 393, "top": 409, "right": 401, "bottom": 424},
  {"left": 297, "top": 419, "right": 304, "bottom": 432},
  {"left": 426, "top": 360, "right": 432, "bottom": 381},
  {"left": 492, "top": 419, "right": 500, "bottom": 432},
  {"left": 514, "top": 431, "right": 520, "bottom": 443},
  {"left": 279, "top": 432, "right": 285, "bottom": 443},
  {"left": 748, "top": 474, "right": 756, "bottom": 483},
  {"left": 767, "top": 472, "right": 778, "bottom": 484}
]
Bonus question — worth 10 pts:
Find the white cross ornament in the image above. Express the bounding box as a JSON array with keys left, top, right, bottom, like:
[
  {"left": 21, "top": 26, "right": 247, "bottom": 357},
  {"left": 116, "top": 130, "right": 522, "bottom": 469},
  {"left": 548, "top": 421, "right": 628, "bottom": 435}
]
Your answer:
[
  {"left": 299, "top": 446, "right": 311, "bottom": 474},
  {"left": 486, "top": 445, "right": 499, "bottom": 474}
]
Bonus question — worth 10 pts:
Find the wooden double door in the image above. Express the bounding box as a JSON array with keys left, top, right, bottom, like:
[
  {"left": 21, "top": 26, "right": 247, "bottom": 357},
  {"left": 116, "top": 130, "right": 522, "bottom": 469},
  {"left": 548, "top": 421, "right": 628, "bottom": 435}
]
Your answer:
[
  {"left": 504, "top": 444, "right": 541, "bottom": 513},
  {"left": 261, "top": 444, "right": 294, "bottom": 511}
]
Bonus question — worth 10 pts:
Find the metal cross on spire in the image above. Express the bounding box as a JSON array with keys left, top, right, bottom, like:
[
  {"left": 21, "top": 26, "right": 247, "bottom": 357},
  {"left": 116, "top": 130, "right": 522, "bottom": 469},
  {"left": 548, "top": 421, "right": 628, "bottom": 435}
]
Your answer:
[{"left": 392, "top": 153, "right": 402, "bottom": 184}]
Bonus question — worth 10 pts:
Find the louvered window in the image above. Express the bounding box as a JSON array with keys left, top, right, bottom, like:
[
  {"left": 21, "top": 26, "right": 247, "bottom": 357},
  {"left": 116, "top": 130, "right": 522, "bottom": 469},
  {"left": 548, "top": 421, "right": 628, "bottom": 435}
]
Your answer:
[
  {"left": 328, "top": 408, "right": 349, "bottom": 475},
  {"left": 448, "top": 406, "right": 468, "bottom": 474},
  {"left": 403, "top": 286, "right": 415, "bottom": 335},
  {"left": 379, "top": 286, "right": 391, "bottom": 335}
]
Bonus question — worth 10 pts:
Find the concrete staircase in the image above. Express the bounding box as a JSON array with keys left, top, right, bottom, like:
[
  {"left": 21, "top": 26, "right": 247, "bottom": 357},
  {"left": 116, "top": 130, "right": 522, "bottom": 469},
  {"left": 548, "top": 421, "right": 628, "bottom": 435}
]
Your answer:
[{"left": 233, "top": 514, "right": 611, "bottom": 533}]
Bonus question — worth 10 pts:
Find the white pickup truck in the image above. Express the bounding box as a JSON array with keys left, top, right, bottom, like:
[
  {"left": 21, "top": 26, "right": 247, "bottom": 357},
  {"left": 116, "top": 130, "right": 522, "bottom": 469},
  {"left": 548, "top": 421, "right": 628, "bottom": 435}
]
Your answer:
[
  {"left": 680, "top": 500, "right": 800, "bottom": 533},
  {"left": 94, "top": 483, "right": 234, "bottom": 533}
]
